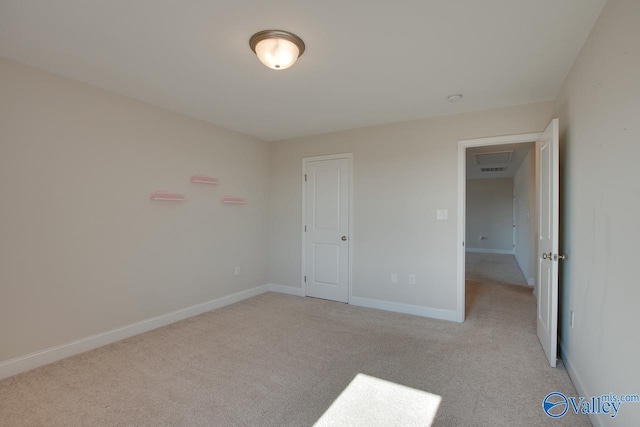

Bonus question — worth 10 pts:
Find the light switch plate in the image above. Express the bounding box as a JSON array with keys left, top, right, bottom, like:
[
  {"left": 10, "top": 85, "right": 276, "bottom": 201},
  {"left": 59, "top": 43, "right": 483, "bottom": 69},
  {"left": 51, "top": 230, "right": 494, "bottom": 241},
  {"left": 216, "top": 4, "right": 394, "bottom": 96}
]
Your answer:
[{"left": 437, "top": 209, "right": 448, "bottom": 220}]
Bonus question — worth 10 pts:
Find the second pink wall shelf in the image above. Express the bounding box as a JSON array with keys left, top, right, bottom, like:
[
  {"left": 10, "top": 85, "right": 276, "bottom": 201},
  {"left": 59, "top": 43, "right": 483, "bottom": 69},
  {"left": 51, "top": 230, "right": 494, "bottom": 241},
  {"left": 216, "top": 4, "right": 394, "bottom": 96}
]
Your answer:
[
  {"left": 150, "top": 190, "right": 186, "bottom": 201},
  {"left": 190, "top": 174, "right": 218, "bottom": 185},
  {"left": 222, "top": 195, "right": 246, "bottom": 204}
]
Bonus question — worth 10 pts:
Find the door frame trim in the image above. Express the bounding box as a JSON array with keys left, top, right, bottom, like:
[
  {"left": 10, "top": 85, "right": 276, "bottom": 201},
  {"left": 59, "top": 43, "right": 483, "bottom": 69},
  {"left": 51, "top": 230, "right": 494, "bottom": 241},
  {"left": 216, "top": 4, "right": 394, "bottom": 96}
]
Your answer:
[
  {"left": 301, "top": 153, "right": 354, "bottom": 302},
  {"left": 457, "top": 133, "right": 541, "bottom": 322}
]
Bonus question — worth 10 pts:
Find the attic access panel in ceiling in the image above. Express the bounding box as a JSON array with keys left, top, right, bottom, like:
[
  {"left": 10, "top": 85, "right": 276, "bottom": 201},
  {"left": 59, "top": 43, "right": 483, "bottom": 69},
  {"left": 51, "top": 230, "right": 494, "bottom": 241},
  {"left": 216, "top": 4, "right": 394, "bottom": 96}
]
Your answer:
[{"left": 474, "top": 151, "right": 513, "bottom": 165}]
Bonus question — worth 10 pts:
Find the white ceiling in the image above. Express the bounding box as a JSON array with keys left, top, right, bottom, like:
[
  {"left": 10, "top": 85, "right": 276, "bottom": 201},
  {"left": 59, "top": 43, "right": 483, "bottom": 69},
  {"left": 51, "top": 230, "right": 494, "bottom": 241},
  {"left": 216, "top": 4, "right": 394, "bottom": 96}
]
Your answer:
[
  {"left": 466, "top": 143, "right": 534, "bottom": 180},
  {"left": 0, "top": 1, "right": 606, "bottom": 141}
]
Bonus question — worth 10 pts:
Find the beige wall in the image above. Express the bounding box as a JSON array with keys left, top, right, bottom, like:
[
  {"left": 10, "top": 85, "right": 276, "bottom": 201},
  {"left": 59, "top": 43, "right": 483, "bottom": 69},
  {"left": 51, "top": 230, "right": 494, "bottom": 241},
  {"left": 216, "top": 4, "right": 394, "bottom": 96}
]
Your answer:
[
  {"left": 0, "top": 58, "right": 270, "bottom": 362},
  {"left": 269, "top": 102, "right": 553, "bottom": 311},
  {"left": 466, "top": 178, "right": 514, "bottom": 252},
  {"left": 553, "top": 0, "right": 640, "bottom": 424}
]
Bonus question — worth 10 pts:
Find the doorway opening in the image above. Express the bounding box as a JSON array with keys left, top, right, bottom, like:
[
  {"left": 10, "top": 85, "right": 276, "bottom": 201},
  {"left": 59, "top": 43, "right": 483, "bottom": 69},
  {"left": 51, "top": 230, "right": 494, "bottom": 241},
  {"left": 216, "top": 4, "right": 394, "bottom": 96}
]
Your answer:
[
  {"left": 464, "top": 141, "right": 536, "bottom": 320},
  {"left": 457, "top": 120, "right": 561, "bottom": 368},
  {"left": 456, "top": 132, "right": 541, "bottom": 325}
]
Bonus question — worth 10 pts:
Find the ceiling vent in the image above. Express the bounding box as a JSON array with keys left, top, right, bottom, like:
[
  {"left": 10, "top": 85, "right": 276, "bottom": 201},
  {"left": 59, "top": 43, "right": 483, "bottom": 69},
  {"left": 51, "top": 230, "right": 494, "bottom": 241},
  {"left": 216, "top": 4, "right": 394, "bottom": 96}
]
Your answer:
[
  {"left": 475, "top": 151, "right": 513, "bottom": 165},
  {"left": 481, "top": 167, "right": 507, "bottom": 172}
]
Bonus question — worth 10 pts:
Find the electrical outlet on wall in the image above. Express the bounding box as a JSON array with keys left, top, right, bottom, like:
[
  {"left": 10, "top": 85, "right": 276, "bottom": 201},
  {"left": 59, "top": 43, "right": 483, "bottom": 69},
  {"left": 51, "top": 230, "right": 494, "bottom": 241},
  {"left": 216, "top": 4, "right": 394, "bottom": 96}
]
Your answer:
[
  {"left": 234, "top": 266, "right": 240, "bottom": 276},
  {"left": 408, "top": 274, "right": 416, "bottom": 285},
  {"left": 391, "top": 273, "right": 398, "bottom": 284},
  {"left": 570, "top": 310, "right": 575, "bottom": 328}
]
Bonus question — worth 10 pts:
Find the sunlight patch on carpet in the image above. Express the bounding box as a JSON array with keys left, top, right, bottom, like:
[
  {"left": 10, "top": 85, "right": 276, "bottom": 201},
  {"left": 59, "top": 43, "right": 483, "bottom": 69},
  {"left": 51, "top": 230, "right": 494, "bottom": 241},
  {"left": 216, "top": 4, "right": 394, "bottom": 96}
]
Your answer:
[{"left": 314, "top": 373, "right": 441, "bottom": 426}]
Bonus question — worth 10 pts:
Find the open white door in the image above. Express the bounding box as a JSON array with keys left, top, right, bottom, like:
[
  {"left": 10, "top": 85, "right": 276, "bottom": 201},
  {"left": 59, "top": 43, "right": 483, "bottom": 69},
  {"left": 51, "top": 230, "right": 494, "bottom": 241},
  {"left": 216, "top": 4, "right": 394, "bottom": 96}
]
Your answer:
[
  {"left": 304, "top": 156, "right": 351, "bottom": 303},
  {"left": 536, "top": 118, "right": 561, "bottom": 367}
]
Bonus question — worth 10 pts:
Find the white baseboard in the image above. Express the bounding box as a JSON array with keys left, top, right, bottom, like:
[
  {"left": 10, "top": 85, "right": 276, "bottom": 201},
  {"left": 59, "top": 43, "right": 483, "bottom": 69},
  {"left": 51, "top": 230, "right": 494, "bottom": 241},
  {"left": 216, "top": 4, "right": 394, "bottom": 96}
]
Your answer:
[
  {"left": 267, "top": 283, "right": 457, "bottom": 322},
  {"left": 465, "top": 248, "right": 514, "bottom": 255},
  {"left": 527, "top": 277, "right": 535, "bottom": 287},
  {"left": 268, "top": 283, "right": 305, "bottom": 297},
  {"left": 349, "top": 296, "right": 458, "bottom": 322},
  {"left": 0, "top": 284, "right": 270, "bottom": 381},
  {"left": 559, "top": 343, "right": 603, "bottom": 427}
]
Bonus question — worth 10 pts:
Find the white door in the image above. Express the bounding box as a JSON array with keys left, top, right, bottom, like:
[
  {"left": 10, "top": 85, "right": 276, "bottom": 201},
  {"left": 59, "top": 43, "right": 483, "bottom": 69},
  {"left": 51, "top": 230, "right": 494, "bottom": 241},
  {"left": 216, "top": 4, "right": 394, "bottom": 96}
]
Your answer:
[
  {"left": 536, "top": 118, "right": 561, "bottom": 367},
  {"left": 304, "top": 157, "right": 350, "bottom": 302}
]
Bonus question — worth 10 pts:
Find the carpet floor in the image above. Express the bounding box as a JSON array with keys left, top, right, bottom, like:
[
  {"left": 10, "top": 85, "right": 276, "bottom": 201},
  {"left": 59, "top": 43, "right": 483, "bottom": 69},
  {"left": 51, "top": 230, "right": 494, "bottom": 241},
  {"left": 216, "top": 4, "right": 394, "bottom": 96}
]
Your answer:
[
  {"left": 0, "top": 286, "right": 588, "bottom": 426},
  {"left": 465, "top": 252, "right": 529, "bottom": 287}
]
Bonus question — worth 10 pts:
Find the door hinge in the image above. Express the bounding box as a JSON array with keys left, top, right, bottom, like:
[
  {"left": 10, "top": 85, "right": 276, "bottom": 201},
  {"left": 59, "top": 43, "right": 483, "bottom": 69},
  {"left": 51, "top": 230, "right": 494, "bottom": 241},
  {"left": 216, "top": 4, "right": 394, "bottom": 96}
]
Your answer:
[
  {"left": 304, "top": 276, "right": 307, "bottom": 283},
  {"left": 304, "top": 174, "right": 307, "bottom": 182},
  {"left": 304, "top": 225, "right": 307, "bottom": 232}
]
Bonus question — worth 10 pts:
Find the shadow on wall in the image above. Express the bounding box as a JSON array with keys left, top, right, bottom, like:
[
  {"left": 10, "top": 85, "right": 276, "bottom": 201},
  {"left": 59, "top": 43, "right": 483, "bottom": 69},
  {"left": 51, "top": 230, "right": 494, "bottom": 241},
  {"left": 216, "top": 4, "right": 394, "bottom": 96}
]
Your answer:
[{"left": 555, "top": 96, "right": 571, "bottom": 355}]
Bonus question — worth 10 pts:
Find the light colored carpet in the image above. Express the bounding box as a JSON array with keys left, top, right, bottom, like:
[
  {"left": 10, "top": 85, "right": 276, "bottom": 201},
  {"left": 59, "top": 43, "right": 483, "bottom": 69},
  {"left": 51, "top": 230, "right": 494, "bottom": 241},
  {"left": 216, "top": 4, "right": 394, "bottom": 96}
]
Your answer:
[
  {"left": 466, "top": 252, "right": 529, "bottom": 287},
  {"left": 0, "top": 288, "right": 588, "bottom": 426},
  {"left": 315, "top": 373, "right": 442, "bottom": 426}
]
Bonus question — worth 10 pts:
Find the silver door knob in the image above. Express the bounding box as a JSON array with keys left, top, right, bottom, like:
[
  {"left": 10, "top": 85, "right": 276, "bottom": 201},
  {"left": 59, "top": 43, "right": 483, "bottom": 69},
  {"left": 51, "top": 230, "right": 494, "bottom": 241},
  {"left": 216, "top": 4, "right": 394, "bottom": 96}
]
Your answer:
[
  {"left": 558, "top": 254, "right": 567, "bottom": 260},
  {"left": 341, "top": 236, "right": 347, "bottom": 241}
]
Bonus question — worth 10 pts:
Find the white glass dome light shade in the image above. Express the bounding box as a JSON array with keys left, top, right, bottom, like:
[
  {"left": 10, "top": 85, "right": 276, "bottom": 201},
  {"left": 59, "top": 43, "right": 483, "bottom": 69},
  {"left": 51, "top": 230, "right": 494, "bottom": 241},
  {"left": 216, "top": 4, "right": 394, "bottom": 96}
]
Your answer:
[
  {"left": 255, "top": 38, "right": 299, "bottom": 70},
  {"left": 250, "top": 30, "right": 305, "bottom": 71}
]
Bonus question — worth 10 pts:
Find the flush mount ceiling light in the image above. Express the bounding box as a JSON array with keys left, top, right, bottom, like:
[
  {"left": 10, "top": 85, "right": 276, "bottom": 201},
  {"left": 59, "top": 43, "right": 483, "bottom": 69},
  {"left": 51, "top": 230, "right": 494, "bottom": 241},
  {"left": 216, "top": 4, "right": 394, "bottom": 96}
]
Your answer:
[
  {"left": 249, "top": 30, "right": 305, "bottom": 70},
  {"left": 448, "top": 94, "right": 463, "bottom": 102}
]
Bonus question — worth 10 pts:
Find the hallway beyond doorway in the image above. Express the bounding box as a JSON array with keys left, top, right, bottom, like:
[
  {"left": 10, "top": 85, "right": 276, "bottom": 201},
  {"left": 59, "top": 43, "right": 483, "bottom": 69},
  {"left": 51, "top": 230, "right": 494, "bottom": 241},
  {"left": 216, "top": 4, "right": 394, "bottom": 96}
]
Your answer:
[{"left": 466, "top": 252, "right": 529, "bottom": 287}]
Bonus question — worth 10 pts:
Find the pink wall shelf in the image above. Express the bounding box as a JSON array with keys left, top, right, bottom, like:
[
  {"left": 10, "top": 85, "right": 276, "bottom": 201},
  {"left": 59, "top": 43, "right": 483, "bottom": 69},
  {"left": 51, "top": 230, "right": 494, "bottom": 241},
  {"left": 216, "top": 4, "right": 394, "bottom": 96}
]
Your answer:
[
  {"left": 222, "top": 195, "right": 246, "bottom": 204},
  {"left": 190, "top": 174, "right": 218, "bottom": 185},
  {"left": 150, "top": 190, "right": 186, "bottom": 201}
]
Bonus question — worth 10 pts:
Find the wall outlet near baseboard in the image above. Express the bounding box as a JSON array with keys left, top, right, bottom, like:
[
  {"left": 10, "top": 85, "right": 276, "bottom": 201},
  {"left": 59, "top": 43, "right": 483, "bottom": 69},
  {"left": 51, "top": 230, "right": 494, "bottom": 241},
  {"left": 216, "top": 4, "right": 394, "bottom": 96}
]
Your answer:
[
  {"left": 234, "top": 266, "right": 240, "bottom": 276},
  {"left": 408, "top": 274, "right": 416, "bottom": 285},
  {"left": 570, "top": 310, "right": 575, "bottom": 328},
  {"left": 391, "top": 273, "right": 398, "bottom": 284}
]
